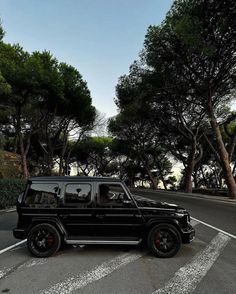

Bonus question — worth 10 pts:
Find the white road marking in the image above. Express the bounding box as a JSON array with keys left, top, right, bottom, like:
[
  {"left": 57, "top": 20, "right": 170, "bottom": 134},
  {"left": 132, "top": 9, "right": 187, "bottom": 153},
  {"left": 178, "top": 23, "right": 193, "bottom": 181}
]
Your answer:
[
  {"left": 0, "top": 240, "right": 26, "bottom": 255},
  {"left": 191, "top": 217, "right": 236, "bottom": 240},
  {"left": 0, "top": 258, "right": 48, "bottom": 280},
  {"left": 153, "top": 232, "right": 230, "bottom": 294},
  {"left": 19, "top": 258, "right": 47, "bottom": 269},
  {"left": 0, "top": 267, "right": 12, "bottom": 279},
  {"left": 40, "top": 252, "right": 142, "bottom": 294},
  {"left": 191, "top": 219, "right": 199, "bottom": 227}
]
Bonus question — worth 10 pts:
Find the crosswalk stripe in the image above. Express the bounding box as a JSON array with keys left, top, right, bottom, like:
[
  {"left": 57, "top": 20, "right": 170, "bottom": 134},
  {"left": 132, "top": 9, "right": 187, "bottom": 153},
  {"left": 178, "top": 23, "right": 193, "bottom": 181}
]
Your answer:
[
  {"left": 152, "top": 232, "right": 230, "bottom": 294},
  {"left": 0, "top": 267, "right": 12, "bottom": 279},
  {"left": 40, "top": 252, "right": 142, "bottom": 294},
  {"left": 0, "top": 258, "right": 48, "bottom": 280}
]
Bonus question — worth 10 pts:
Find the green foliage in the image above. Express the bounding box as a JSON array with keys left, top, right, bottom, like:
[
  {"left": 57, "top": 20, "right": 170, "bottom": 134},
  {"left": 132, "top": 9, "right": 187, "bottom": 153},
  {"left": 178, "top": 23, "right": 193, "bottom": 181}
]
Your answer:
[
  {"left": 109, "top": 109, "right": 173, "bottom": 188},
  {"left": 0, "top": 24, "right": 95, "bottom": 177},
  {"left": 111, "top": 0, "right": 236, "bottom": 192},
  {"left": 58, "top": 62, "right": 96, "bottom": 125},
  {"left": 0, "top": 178, "right": 26, "bottom": 209},
  {"left": 144, "top": 0, "right": 236, "bottom": 106},
  {"left": 0, "top": 23, "right": 4, "bottom": 41},
  {"left": 72, "top": 136, "right": 114, "bottom": 176},
  {"left": 0, "top": 72, "right": 11, "bottom": 95}
]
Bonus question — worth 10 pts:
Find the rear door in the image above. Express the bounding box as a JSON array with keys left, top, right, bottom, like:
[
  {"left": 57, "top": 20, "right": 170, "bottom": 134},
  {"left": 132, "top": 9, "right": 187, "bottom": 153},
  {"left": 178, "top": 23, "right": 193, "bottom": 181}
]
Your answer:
[
  {"left": 59, "top": 182, "right": 96, "bottom": 237},
  {"left": 94, "top": 182, "right": 144, "bottom": 238}
]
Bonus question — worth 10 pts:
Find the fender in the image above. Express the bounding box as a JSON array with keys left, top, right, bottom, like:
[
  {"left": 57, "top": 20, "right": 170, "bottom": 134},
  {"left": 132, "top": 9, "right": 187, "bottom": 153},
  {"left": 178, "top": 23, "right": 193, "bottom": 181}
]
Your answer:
[
  {"left": 145, "top": 218, "right": 181, "bottom": 235},
  {"left": 27, "top": 217, "right": 68, "bottom": 239}
]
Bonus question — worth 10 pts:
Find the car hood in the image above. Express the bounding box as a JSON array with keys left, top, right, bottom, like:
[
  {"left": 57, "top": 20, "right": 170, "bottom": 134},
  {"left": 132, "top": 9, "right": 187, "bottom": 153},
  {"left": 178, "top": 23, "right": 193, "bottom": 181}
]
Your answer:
[{"left": 133, "top": 195, "right": 184, "bottom": 211}]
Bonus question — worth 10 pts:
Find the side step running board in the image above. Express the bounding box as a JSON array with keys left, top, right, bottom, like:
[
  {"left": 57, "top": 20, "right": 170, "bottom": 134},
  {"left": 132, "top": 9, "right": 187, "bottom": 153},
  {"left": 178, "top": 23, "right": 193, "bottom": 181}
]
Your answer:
[{"left": 65, "top": 239, "right": 142, "bottom": 245}]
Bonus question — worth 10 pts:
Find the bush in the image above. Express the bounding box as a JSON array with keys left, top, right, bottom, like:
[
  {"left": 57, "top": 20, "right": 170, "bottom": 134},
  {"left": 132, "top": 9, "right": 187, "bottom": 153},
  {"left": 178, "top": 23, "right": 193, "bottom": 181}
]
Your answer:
[{"left": 0, "top": 179, "right": 26, "bottom": 209}]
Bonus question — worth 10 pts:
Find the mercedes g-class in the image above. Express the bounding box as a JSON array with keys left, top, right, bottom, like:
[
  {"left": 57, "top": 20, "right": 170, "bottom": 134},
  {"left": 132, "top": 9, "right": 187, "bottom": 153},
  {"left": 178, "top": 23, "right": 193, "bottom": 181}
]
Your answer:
[{"left": 13, "top": 176, "right": 195, "bottom": 258}]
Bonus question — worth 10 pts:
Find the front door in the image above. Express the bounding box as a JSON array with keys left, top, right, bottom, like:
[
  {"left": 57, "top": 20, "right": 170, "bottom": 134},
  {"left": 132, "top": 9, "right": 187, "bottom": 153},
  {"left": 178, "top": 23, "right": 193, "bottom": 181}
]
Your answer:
[{"left": 94, "top": 182, "right": 144, "bottom": 238}]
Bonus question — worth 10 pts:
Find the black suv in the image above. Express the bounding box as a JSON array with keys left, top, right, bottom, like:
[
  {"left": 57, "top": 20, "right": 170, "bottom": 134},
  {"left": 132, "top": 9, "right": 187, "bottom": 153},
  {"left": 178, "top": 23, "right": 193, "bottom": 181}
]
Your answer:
[{"left": 13, "top": 176, "right": 195, "bottom": 258}]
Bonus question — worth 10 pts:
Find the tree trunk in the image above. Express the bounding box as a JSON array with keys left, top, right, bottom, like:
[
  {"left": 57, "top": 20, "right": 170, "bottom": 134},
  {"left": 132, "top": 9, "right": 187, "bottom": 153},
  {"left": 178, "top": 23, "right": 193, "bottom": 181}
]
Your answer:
[
  {"left": 47, "top": 153, "right": 54, "bottom": 175},
  {"left": 193, "top": 172, "right": 198, "bottom": 189},
  {"left": 19, "top": 135, "right": 30, "bottom": 179},
  {"left": 183, "top": 142, "right": 196, "bottom": 193},
  {"left": 140, "top": 156, "right": 157, "bottom": 189},
  {"left": 129, "top": 173, "right": 135, "bottom": 188},
  {"left": 159, "top": 171, "right": 168, "bottom": 190},
  {"left": 59, "top": 142, "right": 67, "bottom": 176},
  {"left": 228, "top": 127, "right": 236, "bottom": 162},
  {"left": 145, "top": 167, "right": 157, "bottom": 189},
  {"left": 65, "top": 149, "right": 72, "bottom": 175},
  {"left": 21, "top": 152, "right": 29, "bottom": 179},
  {"left": 208, "top": 108, "right": 236, "bottom": 199},
  {"left": 15, "top": 106, "right": 30, "bottom": 179}
]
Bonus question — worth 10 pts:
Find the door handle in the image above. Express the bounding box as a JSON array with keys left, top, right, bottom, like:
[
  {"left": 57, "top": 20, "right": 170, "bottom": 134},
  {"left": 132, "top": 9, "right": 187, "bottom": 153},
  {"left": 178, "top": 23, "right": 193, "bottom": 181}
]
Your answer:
[
  {"left": 96, "top": 214, "right": 105, "bottom": 219},
  {"left": 59, "top": 214, "right": 69, "bottom": 219}
]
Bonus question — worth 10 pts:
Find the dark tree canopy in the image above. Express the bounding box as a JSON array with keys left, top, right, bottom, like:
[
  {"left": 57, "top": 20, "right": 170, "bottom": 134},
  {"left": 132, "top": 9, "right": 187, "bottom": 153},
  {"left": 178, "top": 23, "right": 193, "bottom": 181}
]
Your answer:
[{"left": 0, "top": 26, "right": 96, "bottom": 178}]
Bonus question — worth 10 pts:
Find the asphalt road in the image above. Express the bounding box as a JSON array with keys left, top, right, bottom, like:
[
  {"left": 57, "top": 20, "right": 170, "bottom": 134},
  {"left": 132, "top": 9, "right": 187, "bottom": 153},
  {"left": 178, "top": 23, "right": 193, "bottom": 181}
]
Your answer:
[
  {"left": 0, "top": 191, "right": 235, "bottom": 294},
  {"left": 0, "top": 211, "right": 18, "bottom": 250},
  {"left": 132, "top": 189, "right": 236, "bottom": 236}
]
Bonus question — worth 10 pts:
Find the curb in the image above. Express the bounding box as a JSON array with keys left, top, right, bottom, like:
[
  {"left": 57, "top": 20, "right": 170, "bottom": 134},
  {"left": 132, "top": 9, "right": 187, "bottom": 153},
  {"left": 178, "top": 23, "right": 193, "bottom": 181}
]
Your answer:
[{"left": 131, "top": 188, "right": 236, "bottom": 204}]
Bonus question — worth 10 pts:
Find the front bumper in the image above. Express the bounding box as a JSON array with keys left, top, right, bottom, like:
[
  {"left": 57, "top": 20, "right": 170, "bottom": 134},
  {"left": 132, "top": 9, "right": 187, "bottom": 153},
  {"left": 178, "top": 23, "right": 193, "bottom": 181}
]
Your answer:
[
  {"left": 181, "top": 224, "right": 195, "bottom": 243},
  {"left": 13, "top": 228, "right": 26, "bottom": 240}
]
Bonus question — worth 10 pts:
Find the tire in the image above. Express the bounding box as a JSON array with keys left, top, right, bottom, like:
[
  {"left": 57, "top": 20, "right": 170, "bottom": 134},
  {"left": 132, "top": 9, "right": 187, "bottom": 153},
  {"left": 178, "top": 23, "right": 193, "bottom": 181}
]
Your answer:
[
  {"left": 27, "top": 223, "right": 61, "bottom": 258},
  {"left": 147, "top": 223, "right": 181, "bottom": 258}
]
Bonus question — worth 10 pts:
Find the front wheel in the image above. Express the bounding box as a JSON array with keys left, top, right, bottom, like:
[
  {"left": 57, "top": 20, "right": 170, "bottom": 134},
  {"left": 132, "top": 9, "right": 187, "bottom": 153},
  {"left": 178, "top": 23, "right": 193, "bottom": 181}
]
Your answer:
[
  {"left": 147, "top": 223, "right": 181, "bottom": 258},
  {"left": 27, "top": 223, "right": 61, "bottom": 258}
]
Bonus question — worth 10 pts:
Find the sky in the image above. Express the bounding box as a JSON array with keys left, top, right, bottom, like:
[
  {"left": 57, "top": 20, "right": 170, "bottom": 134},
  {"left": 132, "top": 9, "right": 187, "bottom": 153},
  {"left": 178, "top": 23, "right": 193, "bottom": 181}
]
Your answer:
[{"left": 0, "top": 0, "right": 173, "bottom": 118}]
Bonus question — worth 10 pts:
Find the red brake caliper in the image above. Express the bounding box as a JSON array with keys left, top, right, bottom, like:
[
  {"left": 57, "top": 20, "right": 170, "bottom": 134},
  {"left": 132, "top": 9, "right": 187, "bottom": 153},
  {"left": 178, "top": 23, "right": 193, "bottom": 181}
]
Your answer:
[
  {"left": 155, "top": 232, "right": 161, "bottom": 246},
  {"left": 47, "top": 236, "right": 54, "bottom": 246}
]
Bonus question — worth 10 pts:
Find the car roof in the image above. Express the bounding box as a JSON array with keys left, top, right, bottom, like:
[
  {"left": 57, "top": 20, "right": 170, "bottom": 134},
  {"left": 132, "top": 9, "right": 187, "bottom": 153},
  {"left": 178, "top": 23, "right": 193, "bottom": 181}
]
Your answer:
[{"left": 29, "top": 176, "right": 122, "bottom": 183}]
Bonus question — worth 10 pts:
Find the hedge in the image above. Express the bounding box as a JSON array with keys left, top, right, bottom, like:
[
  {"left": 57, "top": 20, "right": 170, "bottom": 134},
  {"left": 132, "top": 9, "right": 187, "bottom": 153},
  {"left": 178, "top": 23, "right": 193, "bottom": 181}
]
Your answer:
[{"left": 0, "top": 179, "right": 26, "bottom": 209}]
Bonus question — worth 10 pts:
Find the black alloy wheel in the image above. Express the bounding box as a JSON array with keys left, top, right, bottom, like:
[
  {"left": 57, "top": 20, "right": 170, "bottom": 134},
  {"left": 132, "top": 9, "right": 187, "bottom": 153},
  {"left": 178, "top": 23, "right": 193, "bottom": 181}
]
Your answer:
[
  {"left": 148, "top": 223, "right": 181, "bottom": 258},
  {"left": 27, "top": 223, "right": 61, "bottom": 258}
]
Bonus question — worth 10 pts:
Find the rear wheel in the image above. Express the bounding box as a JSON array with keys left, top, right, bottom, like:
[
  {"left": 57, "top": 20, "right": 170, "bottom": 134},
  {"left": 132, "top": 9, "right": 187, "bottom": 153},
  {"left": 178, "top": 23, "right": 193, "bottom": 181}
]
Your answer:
[
  {"left": 27, "top": 223, "right": 61, "bottom": 258},
  {"left": 148, "top": 223, "right": 181, "bottom": 258}
]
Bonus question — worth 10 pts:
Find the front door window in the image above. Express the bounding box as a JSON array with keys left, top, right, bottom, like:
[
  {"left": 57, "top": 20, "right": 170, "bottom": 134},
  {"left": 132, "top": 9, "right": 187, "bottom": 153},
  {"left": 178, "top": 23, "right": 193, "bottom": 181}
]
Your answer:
[{"left": 98, "top": 183, "right": 131, "bottom": 207}]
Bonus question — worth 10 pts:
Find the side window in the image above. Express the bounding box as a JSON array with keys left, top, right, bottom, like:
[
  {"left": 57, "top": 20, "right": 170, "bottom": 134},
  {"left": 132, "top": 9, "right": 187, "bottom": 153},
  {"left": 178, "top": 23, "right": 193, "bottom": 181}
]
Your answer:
[
  {"left": 64, "top": 184, "right": 91, "bottom": 205},
  {"left": 25, "top": 183, "right": 59, "bottom": 208},
  {"left": 98, "top": 183, "right": 130, "bottom": 207}
]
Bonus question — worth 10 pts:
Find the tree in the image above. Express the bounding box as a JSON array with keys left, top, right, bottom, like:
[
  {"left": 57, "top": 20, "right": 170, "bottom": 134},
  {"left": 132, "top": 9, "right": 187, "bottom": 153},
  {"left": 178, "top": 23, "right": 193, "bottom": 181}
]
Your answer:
[
  {"left": 144, "top": 0, "right": 236, "bottom": 198},
  {"left": 114, "top": 60, "right": 206, "bottom": 192},
  {"left": 0, "top": 45, "right": 64, "bottom": 178},
  {"left": 71, "top": 136, "right": 114, "bottom": 176},
  {"left": 34, "top": 62, "right": 96, "bottom": 176},
  {"left": 0, "top": 41, "right": 96, "bottom": 177},
  {"left": 109, "top": 107, "right": 174, "bottom": 189}
]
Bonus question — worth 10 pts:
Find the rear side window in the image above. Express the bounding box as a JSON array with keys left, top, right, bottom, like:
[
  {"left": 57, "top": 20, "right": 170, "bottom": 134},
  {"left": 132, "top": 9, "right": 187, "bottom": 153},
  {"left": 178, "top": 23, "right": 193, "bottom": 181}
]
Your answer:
[
  {"left": 25, "top": 183, "right": 59, "bottom": 207},
  {"left": 64, "top": 184, "right": 91, "bottom": 205}
]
